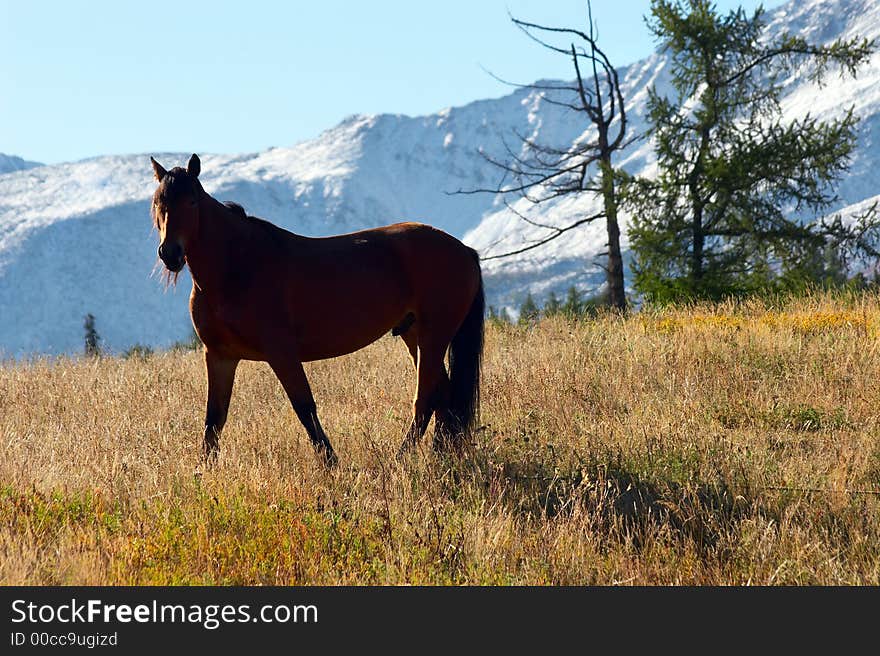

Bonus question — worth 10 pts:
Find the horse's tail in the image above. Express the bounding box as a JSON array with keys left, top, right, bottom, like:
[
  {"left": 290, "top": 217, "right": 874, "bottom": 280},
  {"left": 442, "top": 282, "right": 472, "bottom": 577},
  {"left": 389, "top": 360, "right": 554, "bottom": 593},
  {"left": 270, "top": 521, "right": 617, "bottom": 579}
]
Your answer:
[{"left": 448, "top": 250, "right": 485, "bottom": 440}]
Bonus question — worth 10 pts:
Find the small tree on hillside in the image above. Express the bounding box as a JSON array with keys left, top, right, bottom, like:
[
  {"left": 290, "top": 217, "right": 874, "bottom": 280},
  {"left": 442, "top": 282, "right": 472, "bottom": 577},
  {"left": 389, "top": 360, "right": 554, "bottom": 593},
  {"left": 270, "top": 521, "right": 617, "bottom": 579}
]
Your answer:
[
  {"left": 543, "top": 291, "right": 562, "bottom": 317},
  {"left": 562, "top": 285, "right": 584, "bottom": 318},
  {"left": 625, "top": 0, "right": 879, "bottom": 302},
  {"left": 83, "top": 313, "right": 101, "bottom": 357},
  {"left": 519, "top": 293, "right": 540, "bottom": 325},
  {"left": 488, "top": 305, "right": 513, "bottom": 325}
]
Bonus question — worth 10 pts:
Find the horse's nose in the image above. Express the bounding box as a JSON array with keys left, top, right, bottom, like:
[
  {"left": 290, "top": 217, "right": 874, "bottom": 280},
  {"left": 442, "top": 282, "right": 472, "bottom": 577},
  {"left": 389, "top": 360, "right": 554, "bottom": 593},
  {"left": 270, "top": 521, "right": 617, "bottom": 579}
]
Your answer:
[
  {"left": 159, "top": 242, "right": 180, "bottom": 259},
  {"left": 158, "top": 242, "right": 184, "bottom": 270}
]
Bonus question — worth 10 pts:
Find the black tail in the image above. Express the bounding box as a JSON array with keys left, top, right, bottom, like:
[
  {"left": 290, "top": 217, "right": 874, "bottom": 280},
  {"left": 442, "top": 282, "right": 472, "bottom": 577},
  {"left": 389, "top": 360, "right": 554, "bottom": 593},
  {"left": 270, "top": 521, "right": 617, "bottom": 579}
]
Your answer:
[{"left": 448, "top": 252, "right": 485, "bottom": 440}]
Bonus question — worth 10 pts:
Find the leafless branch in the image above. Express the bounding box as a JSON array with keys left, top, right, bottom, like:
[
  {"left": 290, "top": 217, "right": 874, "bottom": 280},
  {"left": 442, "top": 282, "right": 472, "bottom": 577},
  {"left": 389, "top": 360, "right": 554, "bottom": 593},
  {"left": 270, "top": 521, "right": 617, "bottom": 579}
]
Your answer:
[{"left": 481, "top": 209, "right": 607, "bottom": 260}]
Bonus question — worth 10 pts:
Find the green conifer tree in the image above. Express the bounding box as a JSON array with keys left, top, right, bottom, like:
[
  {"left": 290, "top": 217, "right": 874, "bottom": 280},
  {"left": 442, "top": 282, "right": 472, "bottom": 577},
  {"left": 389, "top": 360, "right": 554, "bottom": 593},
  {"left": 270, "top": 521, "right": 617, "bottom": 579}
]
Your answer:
[
  {"left": 625, "top": 0, "right": 878, "bottom": 302},
  {"left": 83, "top": 313, "right": 101, "bottom": 357},
  {"left": 519, "top": 293, "right": 540, "bottom": 325},
  {"left": 543, "top": 291, "right": 562, "bottom": 317},
  {"left": 562, "top": 286, "right": 583, "bottom": 318}
]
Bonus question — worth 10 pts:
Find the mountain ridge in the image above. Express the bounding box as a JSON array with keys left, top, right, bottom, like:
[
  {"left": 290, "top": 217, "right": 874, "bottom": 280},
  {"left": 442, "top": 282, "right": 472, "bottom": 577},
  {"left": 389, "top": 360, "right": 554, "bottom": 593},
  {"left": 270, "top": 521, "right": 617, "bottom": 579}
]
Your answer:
[{"left": 0, "top": 153, "right": 42, "bottom": 175}]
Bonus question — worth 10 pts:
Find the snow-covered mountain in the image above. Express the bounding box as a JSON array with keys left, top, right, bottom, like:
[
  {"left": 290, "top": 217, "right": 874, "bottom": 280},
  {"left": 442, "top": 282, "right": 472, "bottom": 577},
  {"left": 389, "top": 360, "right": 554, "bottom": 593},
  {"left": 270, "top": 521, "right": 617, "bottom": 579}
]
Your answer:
[{"left": 2, "top": 0, "right": 879, "bottom": 357}]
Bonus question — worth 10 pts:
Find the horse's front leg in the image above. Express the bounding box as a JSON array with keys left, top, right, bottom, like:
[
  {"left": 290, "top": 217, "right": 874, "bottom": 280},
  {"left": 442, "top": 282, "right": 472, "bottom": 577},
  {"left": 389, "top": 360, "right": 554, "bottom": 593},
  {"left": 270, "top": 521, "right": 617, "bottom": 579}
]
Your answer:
[
  {"left": 203, "top": 351, "right": 239, "bottom": 462},
  {"left": 268, "top": 356, "right": 338, "bottom": 468}
]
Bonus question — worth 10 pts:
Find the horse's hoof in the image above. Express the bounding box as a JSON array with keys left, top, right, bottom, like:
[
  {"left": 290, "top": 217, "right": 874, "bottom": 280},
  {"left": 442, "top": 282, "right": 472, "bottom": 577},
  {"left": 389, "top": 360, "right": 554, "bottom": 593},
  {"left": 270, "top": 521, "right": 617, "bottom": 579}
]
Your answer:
[
  {"left": 395, "top": 441, "right": 414, "bottom": 461},
  {"left": 318, "top": 447, "right": 338, "bottom": 469},
  {"left": 432, "top": 431, "right": 457, "bottom": 453},
  {"left": 203, "top": 441, "right": 219, "bottom": 466}
]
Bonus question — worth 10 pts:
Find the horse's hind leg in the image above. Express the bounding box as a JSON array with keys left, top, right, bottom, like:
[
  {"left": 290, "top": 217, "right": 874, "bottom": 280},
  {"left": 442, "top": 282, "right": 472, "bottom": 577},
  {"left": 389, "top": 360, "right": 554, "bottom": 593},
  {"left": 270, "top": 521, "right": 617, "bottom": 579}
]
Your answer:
[
  {"left": 400, "top": 328, "right": 418, "bottom": 370},
  {"left": 398, "top": 324, "right": 460, "bottom": 450},
  {"left": 397, "top": 339, "right": 450, "bottom": 456},
  {"left": 203, "top": 351, "right": 239, "bottom": 461},
  {"left": 268, "top": 356, "right": 338, "bottom": 468},
  {"left": 431, "top": 368, "right": 457, "bottom": 451}
]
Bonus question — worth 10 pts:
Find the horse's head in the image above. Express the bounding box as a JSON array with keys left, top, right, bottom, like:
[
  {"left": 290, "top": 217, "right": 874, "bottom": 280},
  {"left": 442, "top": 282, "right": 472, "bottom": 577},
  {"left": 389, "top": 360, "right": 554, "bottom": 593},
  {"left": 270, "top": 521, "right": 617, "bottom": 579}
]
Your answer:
[{"left": 150, "top": 154, "right": 202, "bottom": 274}]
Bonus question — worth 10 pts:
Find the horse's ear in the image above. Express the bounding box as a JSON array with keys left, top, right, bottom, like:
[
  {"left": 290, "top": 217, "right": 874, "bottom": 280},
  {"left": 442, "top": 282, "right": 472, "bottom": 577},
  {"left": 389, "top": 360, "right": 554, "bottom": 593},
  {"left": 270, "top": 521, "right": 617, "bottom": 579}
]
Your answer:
[
  {"left": 187, "top": 153, "right": 201, "bottom": 178},
  {"left": 150, "top": 156, "right": 167, "bottom": 182}
]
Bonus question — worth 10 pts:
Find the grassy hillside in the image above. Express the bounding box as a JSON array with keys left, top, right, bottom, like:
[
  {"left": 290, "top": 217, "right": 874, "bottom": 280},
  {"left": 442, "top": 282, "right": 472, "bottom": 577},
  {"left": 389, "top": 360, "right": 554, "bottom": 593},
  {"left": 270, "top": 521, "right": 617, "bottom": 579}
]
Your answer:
[{"left": 2, "top": 293, "right": 880, "bottom": 584}]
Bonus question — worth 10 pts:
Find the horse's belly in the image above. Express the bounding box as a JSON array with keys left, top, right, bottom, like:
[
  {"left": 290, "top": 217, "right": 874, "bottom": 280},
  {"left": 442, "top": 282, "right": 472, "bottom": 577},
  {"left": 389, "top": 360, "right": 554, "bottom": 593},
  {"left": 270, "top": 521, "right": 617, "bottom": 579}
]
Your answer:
[
  {"left": 295, "top": 305, "right": 404, "bottom": 362},
  {"left": 284, "top": 251, "right": 410, "bottom": 360}
]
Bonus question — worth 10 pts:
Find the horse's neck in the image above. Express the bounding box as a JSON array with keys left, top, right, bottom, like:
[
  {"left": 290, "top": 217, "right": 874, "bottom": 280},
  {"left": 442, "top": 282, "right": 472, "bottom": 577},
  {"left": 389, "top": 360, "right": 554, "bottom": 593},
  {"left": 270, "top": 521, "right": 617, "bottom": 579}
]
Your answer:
[{"left": 186, "top": 194, "right": 248, "bottom": 292}]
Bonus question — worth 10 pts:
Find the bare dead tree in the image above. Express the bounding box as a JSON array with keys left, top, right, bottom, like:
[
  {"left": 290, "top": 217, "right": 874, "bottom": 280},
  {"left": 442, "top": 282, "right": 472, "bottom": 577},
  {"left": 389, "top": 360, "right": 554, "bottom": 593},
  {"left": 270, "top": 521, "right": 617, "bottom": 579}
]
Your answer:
[{"left": 459, "top": 2, "right": 632, "bottom": 310}]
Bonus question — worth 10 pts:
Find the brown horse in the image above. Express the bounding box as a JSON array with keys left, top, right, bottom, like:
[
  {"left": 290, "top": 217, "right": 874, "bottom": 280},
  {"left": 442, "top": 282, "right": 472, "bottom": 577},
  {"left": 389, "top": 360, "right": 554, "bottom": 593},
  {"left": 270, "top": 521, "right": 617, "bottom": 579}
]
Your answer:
[{"left": 150, "top": 154, "right": 484, "bottom": 466}]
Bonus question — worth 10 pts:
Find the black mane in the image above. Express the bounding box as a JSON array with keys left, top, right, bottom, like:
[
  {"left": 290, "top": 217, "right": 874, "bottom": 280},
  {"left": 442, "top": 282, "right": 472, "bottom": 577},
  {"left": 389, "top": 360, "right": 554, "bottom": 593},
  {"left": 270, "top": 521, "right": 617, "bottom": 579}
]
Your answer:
[
  {"left": 222, "top": 200, "right": 292, "bottom": 240},
  {"left": 223, "top": 201, "right": 248, "bottom": 219}
]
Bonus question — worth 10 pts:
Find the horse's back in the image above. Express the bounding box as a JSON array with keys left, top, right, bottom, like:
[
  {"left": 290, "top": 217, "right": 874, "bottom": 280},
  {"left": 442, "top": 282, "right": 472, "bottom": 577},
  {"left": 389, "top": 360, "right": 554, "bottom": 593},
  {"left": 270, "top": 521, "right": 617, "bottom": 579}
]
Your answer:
[
  {"left": 306, "top": 220, "right": 477, "bottom": 329},
  {"left": 306, "top": 221, "right": 478, "bottom": 289}
]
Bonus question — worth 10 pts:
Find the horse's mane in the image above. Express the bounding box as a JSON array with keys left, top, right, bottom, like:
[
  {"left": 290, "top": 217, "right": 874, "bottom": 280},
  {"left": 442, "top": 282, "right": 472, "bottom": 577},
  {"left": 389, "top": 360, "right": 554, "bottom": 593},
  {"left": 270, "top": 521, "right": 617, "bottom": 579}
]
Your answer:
[
  {"left": 222, "top": 200, "right": 294, "bottom": 241},
  {"left": 223, "top": 201, "right": 248, "bottom": 219}
]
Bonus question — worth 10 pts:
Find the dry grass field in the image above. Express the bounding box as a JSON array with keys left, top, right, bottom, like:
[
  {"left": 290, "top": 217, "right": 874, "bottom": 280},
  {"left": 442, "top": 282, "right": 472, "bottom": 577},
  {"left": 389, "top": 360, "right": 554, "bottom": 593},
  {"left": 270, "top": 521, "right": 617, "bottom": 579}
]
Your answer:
[{"left": 2, "top": 292, "right": 880, "bottom": 585}]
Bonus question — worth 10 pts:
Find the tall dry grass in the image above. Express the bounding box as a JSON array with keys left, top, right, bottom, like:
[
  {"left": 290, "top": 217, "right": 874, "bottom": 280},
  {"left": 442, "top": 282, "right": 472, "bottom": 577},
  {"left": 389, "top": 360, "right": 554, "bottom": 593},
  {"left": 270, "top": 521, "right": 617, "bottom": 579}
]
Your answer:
[{"left": 2, "top": 292, "right": 879, "bottom": 584}]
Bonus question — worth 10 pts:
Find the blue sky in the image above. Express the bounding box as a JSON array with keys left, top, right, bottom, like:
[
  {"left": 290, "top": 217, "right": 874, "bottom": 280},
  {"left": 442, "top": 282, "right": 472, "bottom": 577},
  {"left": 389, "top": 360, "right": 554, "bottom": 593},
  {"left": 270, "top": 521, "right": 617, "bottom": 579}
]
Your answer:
[{"left": 2, "top": 0, "right": 784, "bottom": 164}]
